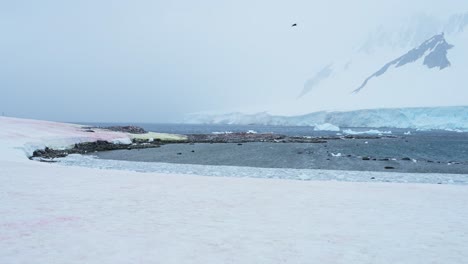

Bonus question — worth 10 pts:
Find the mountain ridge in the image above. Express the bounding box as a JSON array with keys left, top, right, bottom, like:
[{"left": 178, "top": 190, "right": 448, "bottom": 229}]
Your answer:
[{"left": 353, "top": 33, "right": 454, "bottom": 93}]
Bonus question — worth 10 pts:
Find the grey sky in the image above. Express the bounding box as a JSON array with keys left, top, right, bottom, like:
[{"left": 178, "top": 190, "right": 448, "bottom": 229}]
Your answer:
[{"left": 1, "top": 0, "right": 466, "bottom": 122}]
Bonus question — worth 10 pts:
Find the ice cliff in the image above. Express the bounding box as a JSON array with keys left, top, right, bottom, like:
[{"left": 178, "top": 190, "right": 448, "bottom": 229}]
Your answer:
[{"left": 186, "top": 106, "right": 468, "bottom": 130}]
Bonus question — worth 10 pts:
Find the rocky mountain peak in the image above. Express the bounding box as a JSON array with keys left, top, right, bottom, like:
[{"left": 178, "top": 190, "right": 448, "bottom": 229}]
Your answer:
[{"left": 353, "top": 33, "right": 454, "bottom": 93}]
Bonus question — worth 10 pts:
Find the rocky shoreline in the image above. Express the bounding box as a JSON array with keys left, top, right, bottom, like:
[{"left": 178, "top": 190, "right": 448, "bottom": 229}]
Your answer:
[
  {"left": 31, "top": 140, "right": 162, "bottom": 161},
  {"left": 30, "top": 126, "right": 393, "bottom": 161}
]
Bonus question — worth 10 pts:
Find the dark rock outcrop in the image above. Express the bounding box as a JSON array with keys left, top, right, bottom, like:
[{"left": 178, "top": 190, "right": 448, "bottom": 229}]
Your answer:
[
  {"left": 31, "top": 139, "right": 161, "bottom": 160},
  {"left": 102, "top": 126, "right": 147, "bottom": 134}
]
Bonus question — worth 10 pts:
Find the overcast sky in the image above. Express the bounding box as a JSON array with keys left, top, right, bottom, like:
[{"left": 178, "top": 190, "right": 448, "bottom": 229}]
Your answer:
[{"left": 1, "top": 0, "right": 467, "bottom": 122}]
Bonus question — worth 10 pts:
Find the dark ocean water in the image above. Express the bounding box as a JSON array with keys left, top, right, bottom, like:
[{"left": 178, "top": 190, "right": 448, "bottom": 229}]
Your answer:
[
  {"left": 83, "top": 123, "right": 468, "bottom": 174},
  {"left": 85, "top": 122, "right": 410, "bottom": 137}
]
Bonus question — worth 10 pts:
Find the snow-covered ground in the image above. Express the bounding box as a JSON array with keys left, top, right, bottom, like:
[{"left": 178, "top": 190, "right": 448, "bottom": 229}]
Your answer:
[{"left": 1, "top": 117, "right": 468, "bottom": 263}]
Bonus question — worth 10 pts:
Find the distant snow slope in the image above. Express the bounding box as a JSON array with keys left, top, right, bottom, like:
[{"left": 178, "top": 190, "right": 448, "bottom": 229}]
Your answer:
[
  {"left": 186, "top": 106, "right": 468, "bottom": 130},
  {"left": 1, "top": 117, "right": 468, "bottom": 264},
  {"left": 359, "top": 12, "right": 468, "bottom": 52}
]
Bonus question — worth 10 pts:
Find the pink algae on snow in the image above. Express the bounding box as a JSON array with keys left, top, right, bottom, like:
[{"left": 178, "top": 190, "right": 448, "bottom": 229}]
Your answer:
[
  {"left": 0, "top": 116, "right": 129, "bottom": 141},
  {"left": 1, "top": 216, "right": 82, "bottom": 231},
  {"left": 0, "top": 117, "right": 132, "bottom": 158}
]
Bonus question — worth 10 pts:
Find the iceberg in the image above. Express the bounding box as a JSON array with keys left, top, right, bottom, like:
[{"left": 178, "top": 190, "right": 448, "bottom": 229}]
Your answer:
[
  {"left": 314, "top": 123, "right": 341, "bottom": 132},
  {"left": 343, "top": 129, "right": 392, "bottom": 135}
]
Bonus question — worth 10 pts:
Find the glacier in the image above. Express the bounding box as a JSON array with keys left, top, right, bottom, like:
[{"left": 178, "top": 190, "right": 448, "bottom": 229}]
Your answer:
[{"left": 185, "top": 106, "right": 468, "bottom": 131}]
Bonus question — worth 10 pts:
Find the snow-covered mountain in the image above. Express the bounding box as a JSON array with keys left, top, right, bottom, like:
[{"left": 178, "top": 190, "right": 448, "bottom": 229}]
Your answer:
[
  {"left": 294, "top": 12, "right": 468, "bottom": 113},
  {"left": 187, "top": 12, "right": 468, "bottom": 129},
  {"left": 353, "top": 33, "right": 453, "bottom": 94}
]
